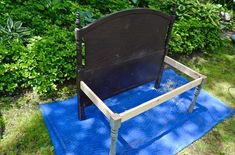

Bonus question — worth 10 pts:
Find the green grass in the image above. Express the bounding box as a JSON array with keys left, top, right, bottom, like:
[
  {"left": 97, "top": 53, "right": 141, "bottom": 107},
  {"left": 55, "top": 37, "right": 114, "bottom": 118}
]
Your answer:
[
  {"left": 177, "top": 41, "right": 235, "bottom": 155},
  {"left": 0, "top": 86, "right": 76, "bottom": 154},
  {"left": 0, "top": 41, "right": 235, "bottom": 155}
]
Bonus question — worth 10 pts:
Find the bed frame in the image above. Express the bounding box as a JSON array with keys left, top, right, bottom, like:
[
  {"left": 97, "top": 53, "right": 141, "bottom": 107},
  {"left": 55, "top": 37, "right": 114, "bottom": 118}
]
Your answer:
[{"left": 75, "top": 8, "right": 206, "bottom": 155}]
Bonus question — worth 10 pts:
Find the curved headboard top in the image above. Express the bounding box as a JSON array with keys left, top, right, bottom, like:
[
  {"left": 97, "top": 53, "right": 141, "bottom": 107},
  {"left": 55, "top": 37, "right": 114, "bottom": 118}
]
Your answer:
[
  {"left": 80, "top": 8, "right": 173, "bottom": 33},
  {"left": 76, "top": 8, "right": 175, "bottom": 105},
  {"left": 78, "top": 8, "right": 174, "bottom": 69}
]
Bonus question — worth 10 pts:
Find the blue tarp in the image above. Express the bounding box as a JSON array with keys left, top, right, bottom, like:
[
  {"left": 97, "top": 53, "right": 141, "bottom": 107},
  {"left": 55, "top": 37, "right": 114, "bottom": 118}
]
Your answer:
[{"left": 40, "top": 69, "right": 234, "bottom": 155}]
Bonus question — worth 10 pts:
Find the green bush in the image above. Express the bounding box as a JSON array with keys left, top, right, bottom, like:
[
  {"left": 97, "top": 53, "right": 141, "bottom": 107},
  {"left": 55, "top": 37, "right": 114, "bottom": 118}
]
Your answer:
[
  {"left": 212, "top": 0, "right": 235, "bottom": 10},
  {"left": 20, "top": 28, "right": 76, "bottom": 94},
  {"left": 0, "top": 41, "right": 27, "bottom": 93},
  {"left": 0, "top": 28, "right": 75, "bottom": 95},
  {"left": 0, "top": 17, "right": 30, "bottom": 43},
  {"left": 0, "top": 1, "right": 99, "bottom": 95},
  {"left": 78, "top": 0, "right": 132, "bottom": 14},
  {"left": 149, "top": 0, "right": 223, "bottom": 54},
  {"left": 0, "top": 0, "right": 229, "bottom": 95},
  {"left": 170, "top": 17, "right": 221, "bottom": 54}
]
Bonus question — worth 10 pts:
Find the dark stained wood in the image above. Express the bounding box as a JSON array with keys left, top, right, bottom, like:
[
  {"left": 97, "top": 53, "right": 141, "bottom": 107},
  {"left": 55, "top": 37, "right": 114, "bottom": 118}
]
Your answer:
[
  {"left": 75, "top": 12, "right": 86, "bottom": 120},
  {"left": 76, "top": 8, "right": 175, "bottom": 120},
  {"left": 154, "top": 6, "right": 176, "bottom": 88}
]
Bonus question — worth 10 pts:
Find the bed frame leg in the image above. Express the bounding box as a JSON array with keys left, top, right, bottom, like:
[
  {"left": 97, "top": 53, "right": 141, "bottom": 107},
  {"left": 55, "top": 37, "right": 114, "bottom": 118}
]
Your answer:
[
  {"left": 78, "top": 90, "right": 86, "bottom": 120},
  {"left": 154, "top": 79, "right": 161, "bottom": 89},
  {"left": 188, "top": 79, "right": 205, "bottom": 112},
  {"left": 109, "top": 114, "right": 121, "bottom": 155},
  {"left": 79, "top": 101, "right": 85, "bottom": 120}
]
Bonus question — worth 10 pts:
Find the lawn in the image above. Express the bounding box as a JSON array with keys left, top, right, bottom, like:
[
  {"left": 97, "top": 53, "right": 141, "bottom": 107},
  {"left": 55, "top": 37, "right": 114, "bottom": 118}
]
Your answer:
[{"left": 0, "top": 41, "right": 234, "bottom": 154}]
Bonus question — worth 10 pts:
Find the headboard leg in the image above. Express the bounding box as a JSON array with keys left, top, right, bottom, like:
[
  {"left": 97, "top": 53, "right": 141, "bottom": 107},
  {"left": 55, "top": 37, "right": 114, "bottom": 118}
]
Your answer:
[
  {"left": 154, "top": 66, "right": 164, "bottom": 89},
  {"left": 154, "top": 78, "right": 161, "bottom": 89},
  {"left": 78, "top": 91, "right": 86, "bottom": 120}
]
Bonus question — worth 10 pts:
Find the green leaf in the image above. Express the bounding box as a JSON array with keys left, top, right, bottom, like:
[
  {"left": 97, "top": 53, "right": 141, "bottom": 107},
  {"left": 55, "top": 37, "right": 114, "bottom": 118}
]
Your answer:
[
  {"left": 16, "top": 27, "right": 28, "bottom": 33},
  {"left": 131, "top": 0, "right": 139, "bottom": 5},
  {"left": 0, "top": 25, "right": 7, "bottom": 34},
  {"left": 14, "top": 21, "right": 22, "bottom": 30},
  {"left": 20, "top": 31, "right": 30, "bottom": 36},
  {"left": 0, "top": 25, "right": 4, "bottom": 31},
  {"left": 7, "top": 17, "right": 13, "bottom": 32}
]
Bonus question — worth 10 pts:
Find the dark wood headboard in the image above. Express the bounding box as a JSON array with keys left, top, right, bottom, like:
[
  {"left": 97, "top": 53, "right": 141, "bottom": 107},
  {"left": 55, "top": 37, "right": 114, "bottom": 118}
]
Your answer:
[{"left": 75, "top": 8, "right": 175, "bottom": 119}]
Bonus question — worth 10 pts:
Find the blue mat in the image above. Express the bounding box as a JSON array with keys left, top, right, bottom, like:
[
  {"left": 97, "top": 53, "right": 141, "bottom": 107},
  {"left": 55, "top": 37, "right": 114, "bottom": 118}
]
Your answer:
[{"left": 40, "top": 69, "right": 234, "bottom": 155}]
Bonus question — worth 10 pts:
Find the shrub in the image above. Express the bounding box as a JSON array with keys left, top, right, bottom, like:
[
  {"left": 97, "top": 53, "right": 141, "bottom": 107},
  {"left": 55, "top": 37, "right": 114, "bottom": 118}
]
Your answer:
[
  {"left": 149, "top": 0, "right": 223, "bottom": 54},
  {"left": 212, "top": 0, "right": 235, "bottom": 10},
  {"left": 0, "top": 41, "right": 27, "bottom": 93},
  {"left": 0, "top": 1, "right": 98, "bottom": 95},
  {"left": 0, "top": 0, "right": 228, "bottom": 95},
  {"left": 0, "top": 27, "right": 75, "bottom": 95},
  {"left": 19, "top": 27, "right": 76, "bottom": 94},
  {"left": 78, "top": 0, "right": 132, "bottom": 14},
  {"left": 0, "top": 17, "right": 30, "bottom": 43},
  {"left": 170, "top": 17, "right": 221, "bottom": 54}
]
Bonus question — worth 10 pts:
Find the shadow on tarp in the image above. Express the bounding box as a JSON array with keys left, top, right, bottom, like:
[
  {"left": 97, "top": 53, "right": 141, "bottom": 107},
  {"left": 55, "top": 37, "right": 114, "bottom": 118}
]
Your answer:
[{"left": 40, "top": 69, "right": 234, "bottom": 155}]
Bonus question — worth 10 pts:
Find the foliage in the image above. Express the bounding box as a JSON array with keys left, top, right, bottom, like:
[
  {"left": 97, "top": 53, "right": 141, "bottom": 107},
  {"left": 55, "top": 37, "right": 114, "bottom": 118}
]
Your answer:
[
  {"left": 0, "top": 41, "right": 27, "bottom": 94},
  {"left": 0, "top": 0, "right": 95, "bottom": 95},
  {"left": 0, "top": 28, "right": 75, "bottom": 95},
  {"left": 78, "top": 0, "right": 132, "bottom": 14},
  {"left": 129, "top": 0, "right": 150, "bottom": 7},
  {"left": 0, "top": 17, "right": 30, "bottom": 43},
  {"left": 149, "top": 0, "right": 223, "bottom": 54},
  {"left": 212, "top": 0, "right": 235, "bottom": 10},
  {"left": 0, "top": 0, "right": 231, "bottom": 94},
  {"left": 20, "top": 28, "right": 76, "bottom": 94},
  {"left": 79, "top": 11, "right": 96, "bottom": 27}
]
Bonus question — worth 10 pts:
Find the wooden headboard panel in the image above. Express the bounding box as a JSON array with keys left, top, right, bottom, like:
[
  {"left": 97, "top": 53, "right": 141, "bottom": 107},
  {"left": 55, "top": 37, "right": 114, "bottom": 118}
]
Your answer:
[{"left": 75, "top": 8, "right": 175, "bottom": 118}]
